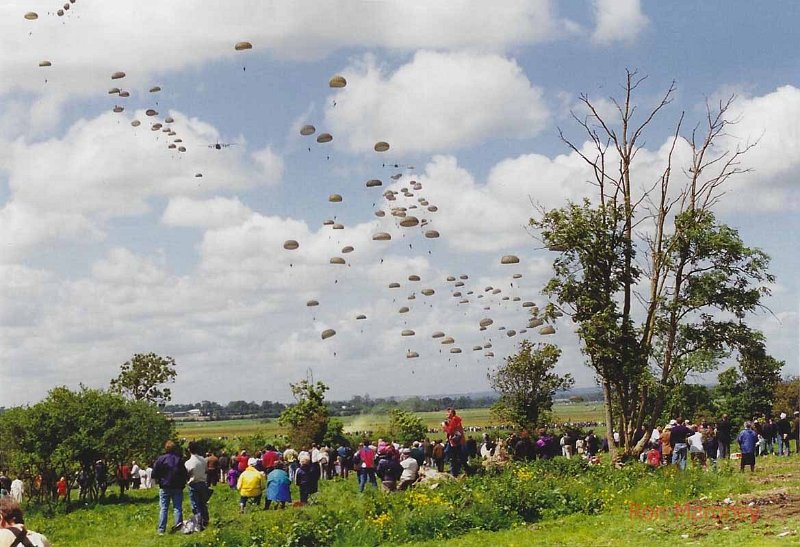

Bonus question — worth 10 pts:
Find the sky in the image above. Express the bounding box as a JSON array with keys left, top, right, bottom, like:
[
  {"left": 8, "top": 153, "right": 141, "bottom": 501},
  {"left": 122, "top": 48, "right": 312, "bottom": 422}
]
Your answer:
[{"left": 1, "top": 1, "right": 798, "bottom": 407}]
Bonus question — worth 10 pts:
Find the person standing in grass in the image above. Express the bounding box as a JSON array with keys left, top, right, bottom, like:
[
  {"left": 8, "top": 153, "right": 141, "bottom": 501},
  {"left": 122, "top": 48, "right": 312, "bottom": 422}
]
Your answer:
[
  {"left": 669, "top": 419, "right": 692, "bottom": 471},
  {"left": 152, "top": 440, "right": 187, "bottom": 535},
  {"left": 716, "top": 414, "right": 732, "bottom": 460},
  {"left": 794, "top": 411, "right": 800, "bottom": 454},
  {"left": 185, "top": 441, "right": 210, "bottom": 529},
  {"left": 295, "top": 455, "right": 320, "bottom": 504},
  {"left": 236, "top": 458, "right": 266, "bottom": 513},
  {"left": 265, "top": 462, "right": 291, "bottom": 510},
  {"left": 443, "top": 408, "right": 467, "bottom": 475},
  {"left": 737, "top": 421, "right": 758, "bottom": 472},
  {"left": 205, "top": 452, "right": 219, "bottom": 487},
  {"left": 777, "top": 413, "right": 792, "bottom": 456},
  {"left": 355, "top": 443, "right": 377, "bottom": 492},
  {"left": 0, "top": 498, "right": 51, "bottom": 547}
]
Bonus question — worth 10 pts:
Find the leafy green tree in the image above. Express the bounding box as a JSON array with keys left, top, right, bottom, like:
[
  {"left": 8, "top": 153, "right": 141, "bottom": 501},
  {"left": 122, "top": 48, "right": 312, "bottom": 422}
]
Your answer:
[
  {"left": 531, "top": 72, "right": 773, "bottom": 453},
  {"left": 488, "top": 341, "right": 573, "bottom": 430},
  {"left": 278, "top": 380, "right": 330, "bottom": 448},
  {"left": 772, "top": 376, "right": 800, "bottom": 416},
  {"left": 110, "top": 352, "right": 177, "bottom": 405},
  {"left": 715, "top": 339, "right": 784, "bottom": 424},
  {"left": 0, "top": 386, "right": 173, "bottom": 504},
  {"left": 388, "top": 408, "right": 426, "bottom": 444}
]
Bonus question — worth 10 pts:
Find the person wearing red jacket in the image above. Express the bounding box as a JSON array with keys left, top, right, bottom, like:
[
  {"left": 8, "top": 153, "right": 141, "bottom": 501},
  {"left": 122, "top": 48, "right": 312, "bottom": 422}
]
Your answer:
[{"left": 442, "top": 408, "right": 467, "bottom": 476}]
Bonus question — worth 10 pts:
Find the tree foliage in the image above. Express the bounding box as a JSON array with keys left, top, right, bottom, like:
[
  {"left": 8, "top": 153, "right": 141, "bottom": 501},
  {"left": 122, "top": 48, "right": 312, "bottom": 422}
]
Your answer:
[
  {"left": 0, "top": 386, "right": 173, "bottom": 503},
  {"left": 772, "top": 376, "right": 800, "bottom": 416},
  {"left": 278, "top": 380, "right": 331, "bottom": 448},
  {"left": 488, "top": 341, "right": 573, "bottom": 430},
  {"left": 531, "top": 71, "right": 774, "bottom": 454},
  {"left": 715, "top": 339, "right": 784, "bottom": 424},
  {"left": 109, "top": 352, "right": 177, "bottom": 405},
  {"left": 388, "top": 408, "right": 427, "bottom": 444}
]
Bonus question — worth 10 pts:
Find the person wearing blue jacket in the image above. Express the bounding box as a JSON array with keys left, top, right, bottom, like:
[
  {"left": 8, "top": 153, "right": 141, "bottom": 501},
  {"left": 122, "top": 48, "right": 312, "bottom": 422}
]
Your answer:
[{"left": 737, "top": 422, "right": 758, "bottom": 473}]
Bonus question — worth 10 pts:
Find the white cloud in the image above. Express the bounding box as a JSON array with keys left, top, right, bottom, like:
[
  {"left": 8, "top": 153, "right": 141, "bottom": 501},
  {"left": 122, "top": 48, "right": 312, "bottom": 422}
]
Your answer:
[
  {"left": 324, "top": 51, "right": 550, "bottom": 154},
  {"left": 0, "top": 1, "right": 570, "bottom": 98},
  {"left": 0, "top": 108, "right": 283, "bottom": 261},
  {"left": 162, "top": 196, "right": 253, "bottom": 229},
  {"left": 592, "top": 0, "right": 649, "bottom": 44}
]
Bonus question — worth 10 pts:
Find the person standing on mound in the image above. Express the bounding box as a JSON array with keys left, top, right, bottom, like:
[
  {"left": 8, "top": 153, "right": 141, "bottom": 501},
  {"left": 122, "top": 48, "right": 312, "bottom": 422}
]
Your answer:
[{"left": 443, "top": 408, "right": 466, "bottom": 476}]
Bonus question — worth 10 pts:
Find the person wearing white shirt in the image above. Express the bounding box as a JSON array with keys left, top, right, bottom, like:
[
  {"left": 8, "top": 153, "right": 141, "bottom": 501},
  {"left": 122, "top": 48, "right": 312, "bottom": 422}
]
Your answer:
[
  {"left": 688, "top": 427, "right": 706, "bottom": 468},
  {"left": 398, "top": 449, "right": 419, "bottom": 491}
]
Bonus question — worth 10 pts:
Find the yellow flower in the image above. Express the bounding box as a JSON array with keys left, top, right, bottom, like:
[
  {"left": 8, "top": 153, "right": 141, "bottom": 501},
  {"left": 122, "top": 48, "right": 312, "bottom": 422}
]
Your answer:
[{"left": 372, "top": 513, "right": 392, "bottom": 527}]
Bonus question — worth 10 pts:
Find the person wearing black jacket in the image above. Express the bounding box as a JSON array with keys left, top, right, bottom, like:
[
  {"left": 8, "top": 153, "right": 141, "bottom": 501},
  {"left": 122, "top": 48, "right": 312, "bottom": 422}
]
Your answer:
[
  {"left": 716, "top": 415, "right": 732, "bottom": 460},
  {"left": 669, "top": 419, "right": 693, "bottom": 471}
]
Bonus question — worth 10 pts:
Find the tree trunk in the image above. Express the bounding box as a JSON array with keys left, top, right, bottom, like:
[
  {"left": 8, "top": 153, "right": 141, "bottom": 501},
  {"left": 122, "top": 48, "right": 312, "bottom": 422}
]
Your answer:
[{"left": 602, "top": 379, "right": 616, "bottom": 458}]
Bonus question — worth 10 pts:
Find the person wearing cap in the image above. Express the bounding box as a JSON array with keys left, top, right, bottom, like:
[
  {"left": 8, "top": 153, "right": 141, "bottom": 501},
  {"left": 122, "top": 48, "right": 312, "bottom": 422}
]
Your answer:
[
  {"left": 398, "top": 449, "right": 419, "bottom": 491},
  {"left": 236, "top": 458, "right": 266, "bottom": 513},
  {"left": 737, "top": 422, "right": 758, "bottom": 472},
  {"left": 0, "top": 497, "right": 51, "bottom": 547},
  {"left": 777, "top": 412, "right": 792, "bottom": 456}
]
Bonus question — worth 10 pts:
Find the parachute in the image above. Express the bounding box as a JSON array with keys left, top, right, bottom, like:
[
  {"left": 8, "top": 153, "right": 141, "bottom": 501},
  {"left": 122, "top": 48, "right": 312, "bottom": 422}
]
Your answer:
[
  {"left": 146, "top": 109, "right": 158, "bottom": 117},
  {"left": 366, "top": 179, "right": 382, "bottom": 188},
  {"left": 372, "top": 232, "right": 391, "bottom": 241},
  {"left": 398, "top": 307, "right": 409, "bottom": 314},
  {"left": 329, "top": 194, "right": 342, "bottom": 203},
  {"left": 406, "top": 351, "right": 419, "bottom": 358},
  {"left": 450, "top": 348, "right": 462, "bottom": 354},
  {"left": 316, "top": 133, "right": 333, "bottom": 143},
  {"left": 108, "top": 88, "right": 120, "bottom": 95},
  {"left": 24, "top": 12, "right": 38, "bottom": 20},
  {"left": 399, "top": 217, "right": 419, "bottom": 228},
  {"left": 306, "top": 300, "right": 319, "bottom": 307},
  {"left": 234, "top": 41, "right": 253, "bottom": 51},
  {"left": 150, "top": 86, "right": 162, "bottom": 93},
  {"left": 441, "top": 337, "right": 455, "bottom": 345},
  {"left": 341, "top": 246, "right": 354, "bottom": 253},
  {"left": 111, "top": 71, "right": 126, "bottom": 80},
  {"left": 401, "top": 329, "right": 415, "bottom": 336},
  {"left": 479, "top": 318, "right": 493, "bottom": 328},
  {"left": 38, "top": 61, "right": 52, "bottom": 67},
  {"left": 408, "top": 275, "right": 420, "bottom": 282},
  {"left": 424, "top": 230, "right": 440, "bottom": 239},
  {"left": 283, "top": 240, "right": 299, "bottom": 250},
  {"left": 131, "top": 120, "right": 141, "bottom": 127},
  {"left": 321, "top": 329, "right": 336, "bottom": 340},
  {"left": 432, "top": 332, "right": 445, "bottom": 338},
  {"left": 330, "top": 257, "right": 346, "bottom": 265},
  {"left": 421, "top": 289, "right": 435, "bottom": 296},
  {"left": 329, "top": 75, "right": 347, "bottom": 88},
  {"left": 501, "top": 255, "right": 520, "bottom": 264},
  {"left": 374, "top": 141, "right": 390, "bottom": 152},
  {"left": 539, "top": 325, "right": 556, "bottom": 335},
  {"left": 374, "top": 210, "right": 386, "bottom": 217},
  {"left": 356, "top": 314, "right": 367, "bottom": 320},
  {"left": 113, "top": 106, "right": 124, "bottom": 113}
]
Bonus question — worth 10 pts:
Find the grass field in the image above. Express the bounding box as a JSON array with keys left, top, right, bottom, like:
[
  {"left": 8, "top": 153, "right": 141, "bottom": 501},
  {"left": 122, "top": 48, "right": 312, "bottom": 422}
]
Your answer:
[
  {"left": 175, "top": 402, "right": 606, "bottom": 440},
  {"left": 23, "top": 454, "right": 800, "bottom": 546}
]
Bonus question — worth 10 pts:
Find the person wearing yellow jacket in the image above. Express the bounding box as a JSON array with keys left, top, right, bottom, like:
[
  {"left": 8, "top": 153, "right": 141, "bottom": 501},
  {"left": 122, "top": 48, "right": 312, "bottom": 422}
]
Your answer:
[{"left": 236, "top": 458, "right": 266, "bottom": 513}]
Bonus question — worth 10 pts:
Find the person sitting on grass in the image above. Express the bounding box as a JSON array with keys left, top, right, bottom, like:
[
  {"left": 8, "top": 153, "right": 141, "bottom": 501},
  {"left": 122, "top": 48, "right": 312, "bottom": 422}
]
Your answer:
[
  {"left": 0, "top": 498, "right": 51, "bottom": 547},
  {"left": 265, "top": 462, "right": 291, "bottom": 510},
  {"left": 295, "top": 455, "right": 320, "bottom": 505},
  {"left": 236, "top": 458, "right": 265, "bottom": 514}
]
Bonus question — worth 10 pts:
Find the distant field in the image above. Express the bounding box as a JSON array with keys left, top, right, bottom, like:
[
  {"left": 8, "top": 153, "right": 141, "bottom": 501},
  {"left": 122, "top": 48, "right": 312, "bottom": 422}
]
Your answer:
[{"left": 175, "top": 401, "right": 605, "bottom": 440}]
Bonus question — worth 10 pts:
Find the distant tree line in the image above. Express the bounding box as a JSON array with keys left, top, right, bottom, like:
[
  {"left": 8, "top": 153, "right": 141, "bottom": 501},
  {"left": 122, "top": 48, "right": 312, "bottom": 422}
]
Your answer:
[{"left": 162, "top": 394, "right": 502, "bottom": 420}]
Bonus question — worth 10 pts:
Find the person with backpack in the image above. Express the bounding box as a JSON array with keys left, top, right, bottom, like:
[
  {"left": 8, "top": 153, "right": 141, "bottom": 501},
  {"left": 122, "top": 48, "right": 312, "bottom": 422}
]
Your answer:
[
  {"left": 0, "top": 497, "right": 51, "bottom": 547},
  {"left": 151, "top": 440, "right": 187, "bottom": 535}
]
